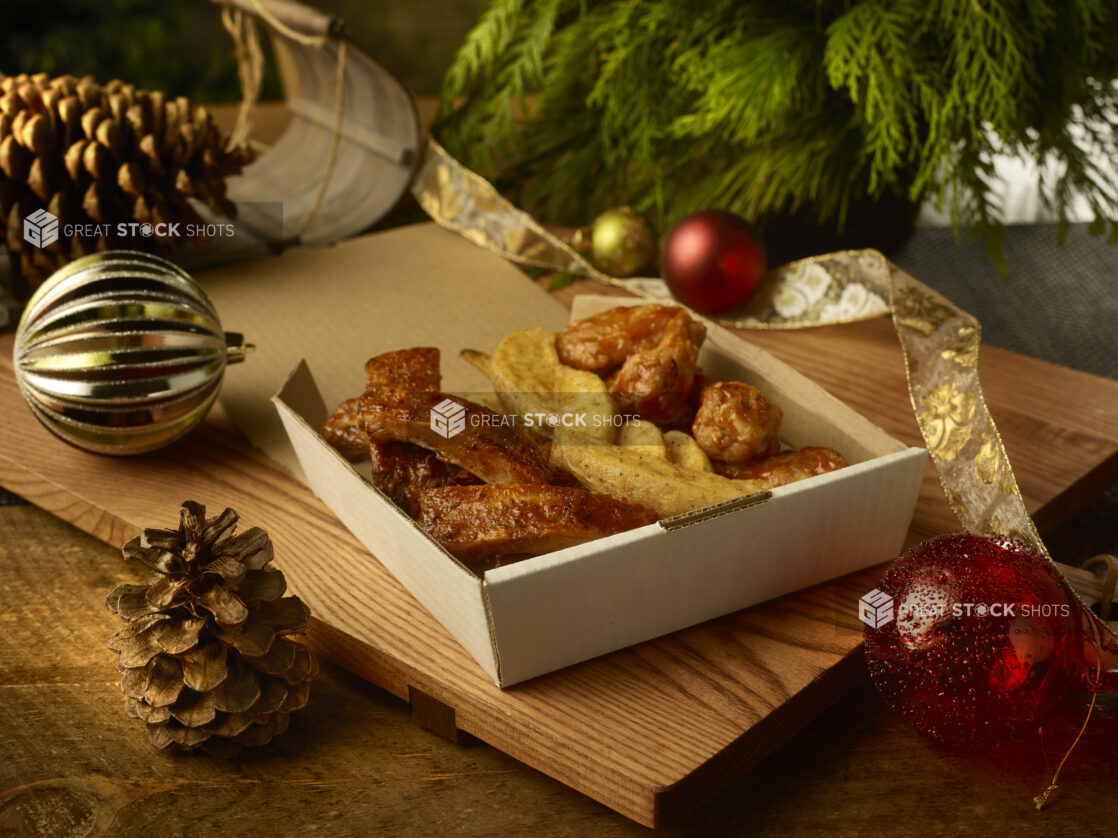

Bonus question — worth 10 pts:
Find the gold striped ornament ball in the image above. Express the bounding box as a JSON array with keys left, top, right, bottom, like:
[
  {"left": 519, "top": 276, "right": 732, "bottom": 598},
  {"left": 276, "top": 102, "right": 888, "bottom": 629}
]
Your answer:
[{"left": 13, "top": 250, "right": 250, "bottom": 455}]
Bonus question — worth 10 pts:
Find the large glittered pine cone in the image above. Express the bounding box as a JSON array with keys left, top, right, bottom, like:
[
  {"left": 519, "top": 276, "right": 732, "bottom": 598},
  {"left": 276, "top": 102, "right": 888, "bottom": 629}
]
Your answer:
[
  {"left": 106, "top": 501, "right": 317, "bottom": 758},
  {"left": 0, "top": 72, "right": 255, "bottom": 295}
]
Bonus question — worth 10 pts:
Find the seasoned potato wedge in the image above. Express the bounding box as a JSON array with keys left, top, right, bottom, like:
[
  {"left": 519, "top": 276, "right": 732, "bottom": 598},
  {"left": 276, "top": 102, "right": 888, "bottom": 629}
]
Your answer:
[
  {"left": 492, "top": 328, "right": 559, "bottom": 394},
  {"left": 663, "top": 430, "right": 714, "bottom": 473},
  {"left": 551, "top": 430, "right": 767, "bottom": 518},
  {"left": 553, "top": 365, "right": 617, "bottom": 446},
  {"left": 460, "top": 348, "right": 493, "bottom": 379},
  {"left": 618, "top": 420, "right": 668, "bottom": 460},
  {"left": 463, "top": 328, "right": 559, "bottom": 437}
]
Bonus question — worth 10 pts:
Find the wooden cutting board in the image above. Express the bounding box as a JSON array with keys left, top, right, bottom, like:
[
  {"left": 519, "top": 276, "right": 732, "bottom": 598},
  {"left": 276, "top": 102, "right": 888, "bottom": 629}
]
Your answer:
[{"left": 2, "top": 246, "right": 1117, "bottom": 828}]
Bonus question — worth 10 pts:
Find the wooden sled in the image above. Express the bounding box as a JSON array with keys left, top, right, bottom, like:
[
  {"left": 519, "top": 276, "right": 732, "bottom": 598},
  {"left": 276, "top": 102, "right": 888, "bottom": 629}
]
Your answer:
[{"left": 198, "top": 0, "right": 421, "bottom": 256}]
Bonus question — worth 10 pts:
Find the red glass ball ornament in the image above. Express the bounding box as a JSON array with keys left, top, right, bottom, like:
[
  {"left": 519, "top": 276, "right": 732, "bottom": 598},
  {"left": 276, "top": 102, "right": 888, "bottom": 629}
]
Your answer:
[
  {"left": 863, "top": 532, "right": 1089, "bottom": 747},
  {"left": 660, "top": 210, "right": 766, "bottom": 315}
]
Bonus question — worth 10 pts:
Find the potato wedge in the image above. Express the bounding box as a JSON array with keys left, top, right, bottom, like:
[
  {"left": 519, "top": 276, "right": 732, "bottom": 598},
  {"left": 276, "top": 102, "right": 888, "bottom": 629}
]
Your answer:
[
  {"left": 455, "top": 351, "right": 504, "bottom": 413},
  {"left": 554, "top": 365, "right": 617, "bottom": 446},
  {"left": 486, "top": 328, "right": 561, "bottom": 437},
  {"left": 551, "top": 430, "right": 768, "bottom": 518},
  {"left": 460, "top": 348, "right": 493, "bottom": 379},
  {"left": 618, "top": 420, "right": 668, "bottom": 460},
  {"left": 663, "top": 430, "right": 714, "bottom": 473}
]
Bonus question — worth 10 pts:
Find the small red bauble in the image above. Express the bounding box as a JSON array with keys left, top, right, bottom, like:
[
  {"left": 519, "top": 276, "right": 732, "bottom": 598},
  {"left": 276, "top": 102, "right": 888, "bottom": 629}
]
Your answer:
[
  {"left": 660, "top": 210, "right": 766, "bottom": 315},
  {"left": 863, "top": 532, "right": 1093, "bottom": 747}
]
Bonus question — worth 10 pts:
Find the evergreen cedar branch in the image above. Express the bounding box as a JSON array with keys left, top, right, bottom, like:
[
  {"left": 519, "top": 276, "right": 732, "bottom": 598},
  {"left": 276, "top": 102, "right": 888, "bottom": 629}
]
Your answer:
[{"left": 435, "top": 0, "right": 1118, "bottom": 273}]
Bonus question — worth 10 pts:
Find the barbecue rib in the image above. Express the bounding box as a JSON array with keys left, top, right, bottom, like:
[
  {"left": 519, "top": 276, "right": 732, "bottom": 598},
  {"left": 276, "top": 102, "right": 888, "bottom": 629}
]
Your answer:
[
  {"left": 365, "top": 346, "right": 441, "bottom": 391},
  {"left": 322, "top": 347, "right": 443, "bottom": 459},
  {"left": 320, "top": 396, "right": 368, "bottom": 460},
  {"left": 369, "top": 441, "right": 480, "bottom": 517},
  {"left": 360, "top": 388, "right": 550, "bottom": 485},
  {"left": 418, "top": 484, "right": 658, "bottom": 563},
  {"left": 322, "top": 347, "right": 488, "bottom": 512}
]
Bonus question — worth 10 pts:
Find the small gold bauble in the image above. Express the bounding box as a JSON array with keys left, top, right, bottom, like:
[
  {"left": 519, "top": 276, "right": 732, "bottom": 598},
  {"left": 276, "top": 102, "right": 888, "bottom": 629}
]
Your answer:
[
  {"left": 13, "top": 251, "right": 250, "bottom": 455},
  {"left": 589, "top": 206, "right": 657, "bottom": 277}
]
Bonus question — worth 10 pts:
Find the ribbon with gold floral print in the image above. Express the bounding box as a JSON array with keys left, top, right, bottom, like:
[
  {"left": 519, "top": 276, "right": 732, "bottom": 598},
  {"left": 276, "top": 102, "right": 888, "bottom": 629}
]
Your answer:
[{"left": 413, "top": 136, "right": 1058, "bottom": 558}]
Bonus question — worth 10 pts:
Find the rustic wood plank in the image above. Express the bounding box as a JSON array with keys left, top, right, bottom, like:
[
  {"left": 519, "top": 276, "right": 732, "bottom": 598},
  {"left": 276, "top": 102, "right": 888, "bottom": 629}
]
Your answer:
[
  {"left": 3, "top": 265, "right": 1118, "bottom": 826},
  {"left": 408, "top": 687, "right": 464, "bottom": 743},
  {"left": 2, "top": 327, "right": 865, "bottom": 826},
  {"left": 2, "top": 502, "right": 1116, "bottom": 837},
  {"left": 0, "top": 505, "right": 632, "bottom": 838}
]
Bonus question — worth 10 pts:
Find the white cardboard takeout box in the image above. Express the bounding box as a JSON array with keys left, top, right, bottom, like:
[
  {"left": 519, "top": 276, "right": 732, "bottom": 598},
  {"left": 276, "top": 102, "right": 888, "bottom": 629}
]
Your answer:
[{"left": 272, "top": 295, "right": 927, "bottom": 687}]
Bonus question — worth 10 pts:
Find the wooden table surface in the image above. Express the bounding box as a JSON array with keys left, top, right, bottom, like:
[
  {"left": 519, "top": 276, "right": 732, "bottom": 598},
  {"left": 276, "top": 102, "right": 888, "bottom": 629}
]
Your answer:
[
  {"left": 3, "top": 105, "right": 1118, "bottom": 836},
  {"left": 2, "top": 498, "right": 1117, "bottom": 838}
]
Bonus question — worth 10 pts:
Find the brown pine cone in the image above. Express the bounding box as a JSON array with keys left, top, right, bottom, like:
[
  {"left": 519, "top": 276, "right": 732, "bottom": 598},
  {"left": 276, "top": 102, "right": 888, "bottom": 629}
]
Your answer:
[
  {"left": 0, "top": 72, "right": 255, "bottom": 297},
  {"left": 106, "top": 501, "right": 316, "bottom": 758}
]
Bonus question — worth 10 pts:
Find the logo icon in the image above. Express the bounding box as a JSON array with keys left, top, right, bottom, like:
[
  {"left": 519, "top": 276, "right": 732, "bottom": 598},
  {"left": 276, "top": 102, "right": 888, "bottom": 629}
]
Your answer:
[
  {"left": 430, "top": 397, "right": 467, "bottom": 439},
  {"left": 23, "top": 209, "right": 59, "bottom": 249},
  {"left": 858, "top": 588, "right": 895, "bottom": 628}
]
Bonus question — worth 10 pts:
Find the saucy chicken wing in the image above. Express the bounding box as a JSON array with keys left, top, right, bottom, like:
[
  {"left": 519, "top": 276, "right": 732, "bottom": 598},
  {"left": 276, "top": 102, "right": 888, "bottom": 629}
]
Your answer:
[
  {"left": 556, "top": 304, "right": 685, "bottom": 372},
  {"left": 691, "top": 381, "right": 782, "bottom": 463},
  {"left": 714, "top": 446, "right": 847, "bottom": 485},
  {"left": 418, "top": 483, "right": 658, "bottom": 564},
  {"left": 608, "top": 308, "right": 704, "bottom": 424}
]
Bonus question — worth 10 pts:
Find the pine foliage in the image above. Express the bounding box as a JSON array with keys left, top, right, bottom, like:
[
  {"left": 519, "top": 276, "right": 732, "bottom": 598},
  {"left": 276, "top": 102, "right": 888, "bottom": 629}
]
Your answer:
[{"left": 436, "top": 0, "right": 1118, "bottom": 268}]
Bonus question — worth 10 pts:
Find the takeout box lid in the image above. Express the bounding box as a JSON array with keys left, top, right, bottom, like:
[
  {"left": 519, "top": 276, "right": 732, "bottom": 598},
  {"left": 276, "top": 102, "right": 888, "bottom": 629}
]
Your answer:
[{"left": 272, "top": 295, "right": 927, "bottom": 686}]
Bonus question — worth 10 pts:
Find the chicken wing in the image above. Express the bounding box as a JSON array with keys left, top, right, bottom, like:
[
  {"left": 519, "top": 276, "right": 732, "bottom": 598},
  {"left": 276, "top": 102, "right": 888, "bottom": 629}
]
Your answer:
[
  {"left": 360, "top": 389, "right": 550, "bottom": 485},
  {"left": 691, "top": 381, "right": 782, "bottom": 463},
  {"left": 556, "top": 304, "right": 682, "bottom": 372},
  {"left": 418, "top": 483, "right": 658, "bottom": 564},
  {"left": 714, "top": 446, "right": 847, "bottom": 485},
  {"left": 608, "top": 309, "right": 705, "bottom": 424}
]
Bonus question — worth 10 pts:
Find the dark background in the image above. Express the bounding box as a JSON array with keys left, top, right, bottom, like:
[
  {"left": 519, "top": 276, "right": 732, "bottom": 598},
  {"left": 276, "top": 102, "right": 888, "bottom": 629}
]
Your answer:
[{"left": 0, "top": 0, "right": 480, "bottom": 100}]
